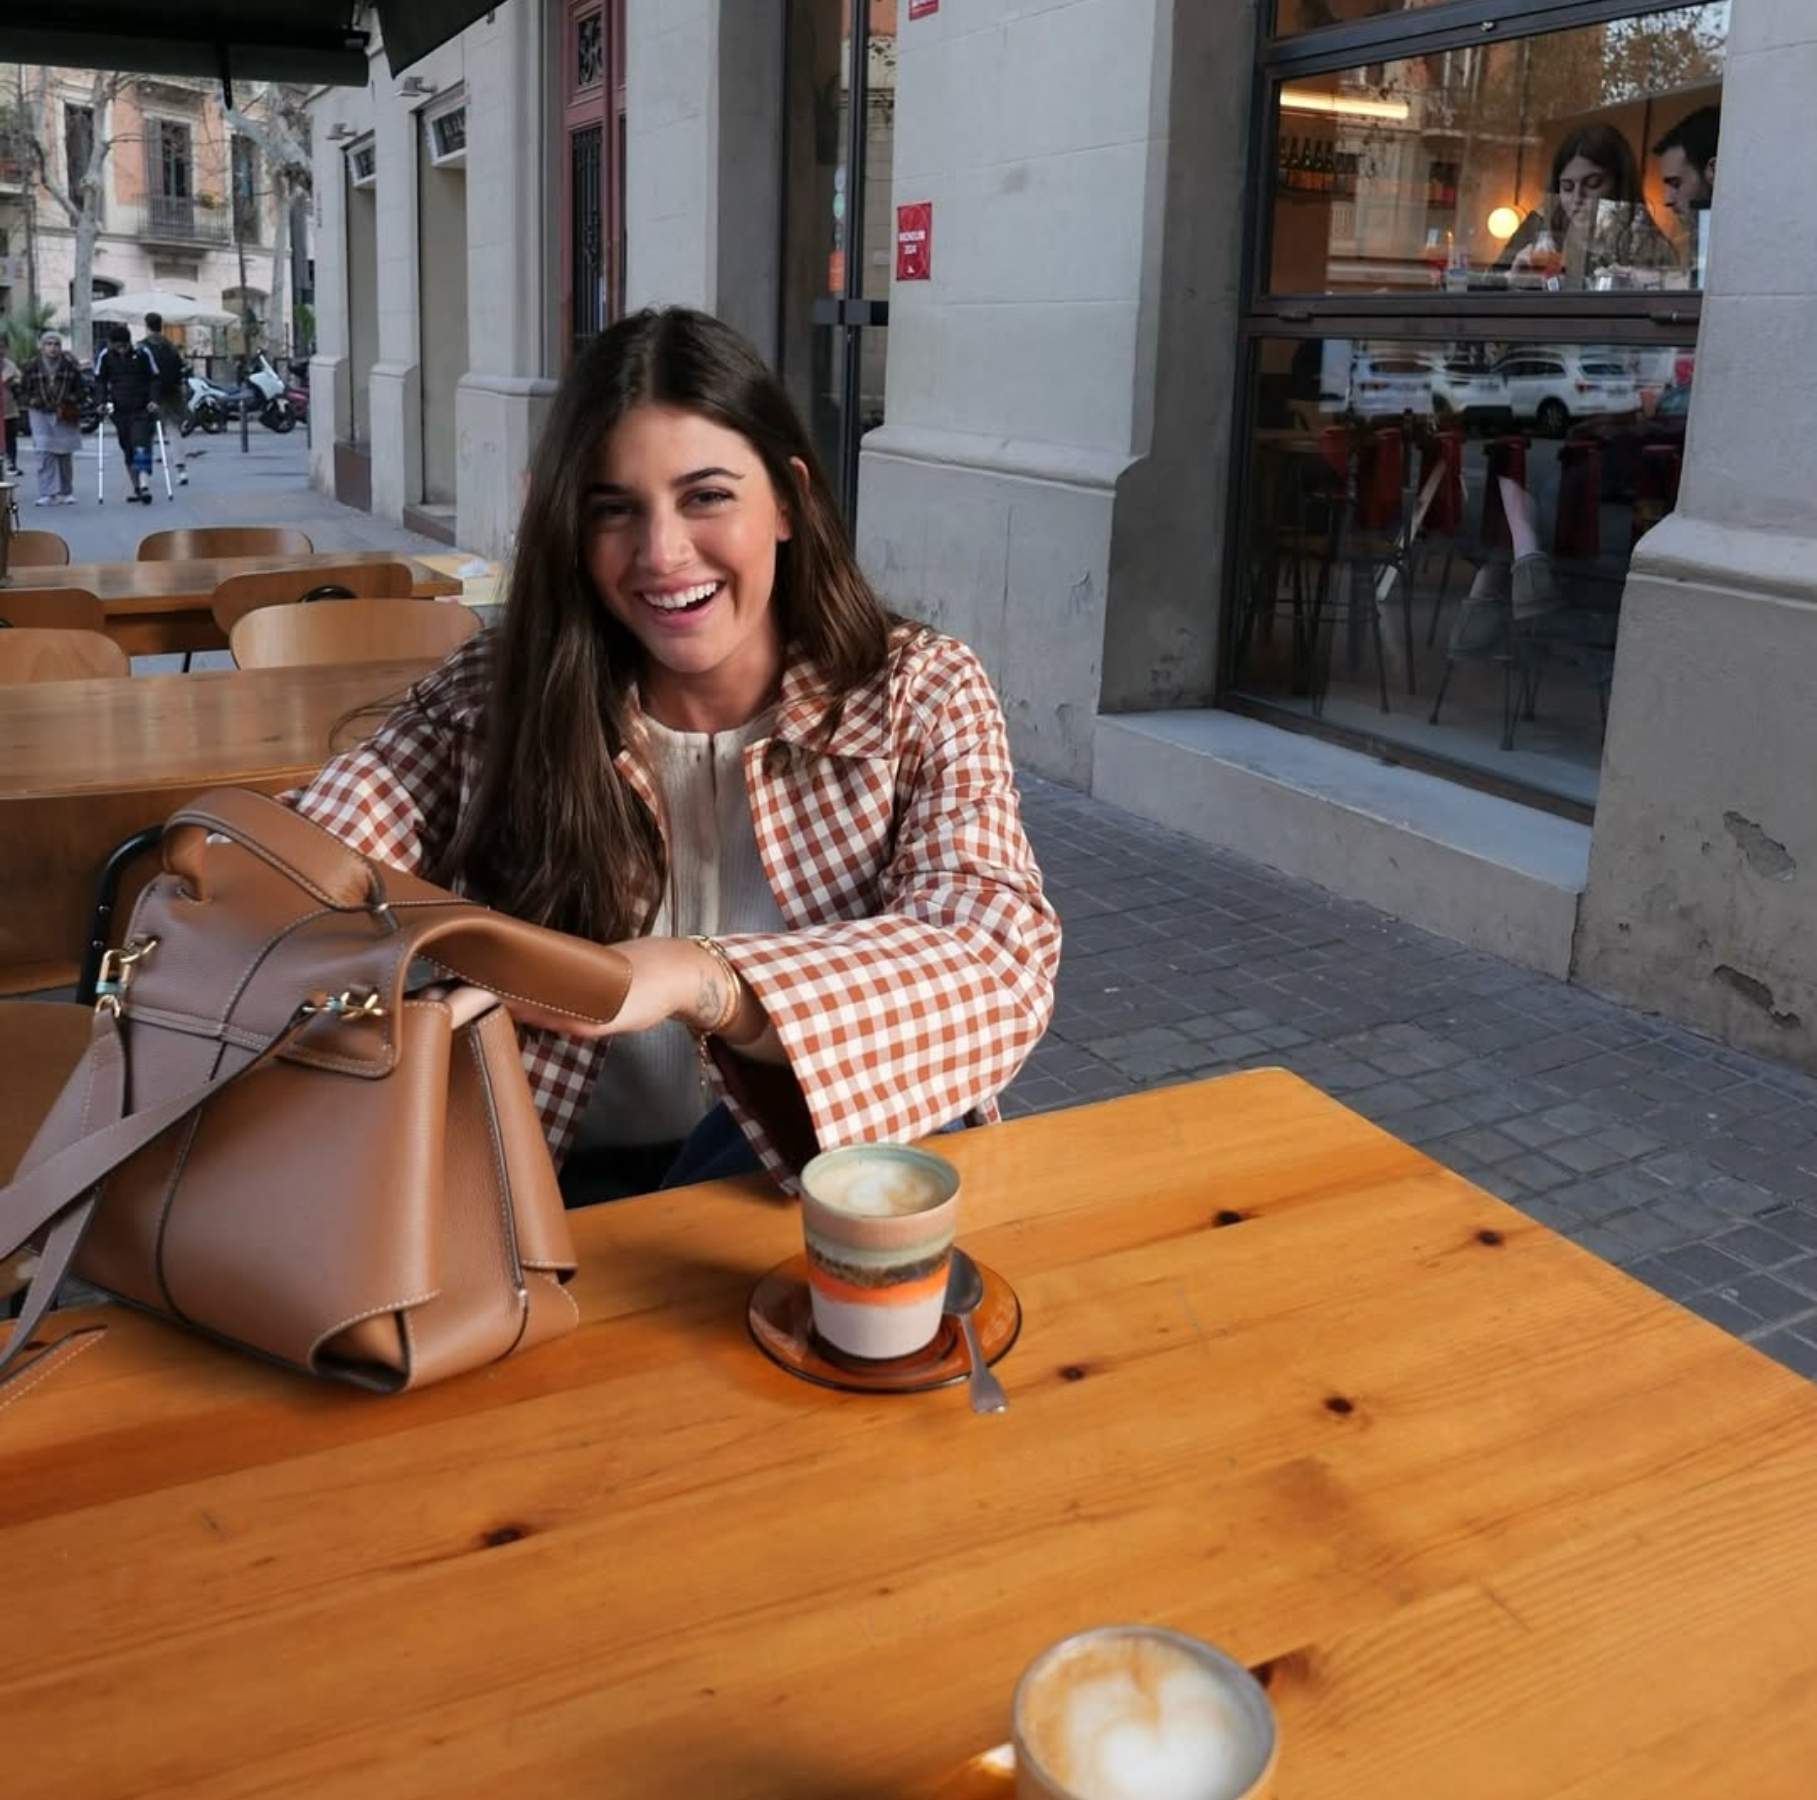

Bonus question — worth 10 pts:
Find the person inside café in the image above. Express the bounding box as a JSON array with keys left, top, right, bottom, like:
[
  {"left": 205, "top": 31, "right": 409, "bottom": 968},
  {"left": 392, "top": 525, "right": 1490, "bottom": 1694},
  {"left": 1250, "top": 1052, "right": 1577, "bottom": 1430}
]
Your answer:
[
  {"left": 1653, "top": 103, "right": 1719, "bottom": 284},
  {"left": 285, "top": 307, "right": 1060, "bottom": 1206},
  {"left": 1503, "top": 122, "right": 1675, "bottom": 290}
]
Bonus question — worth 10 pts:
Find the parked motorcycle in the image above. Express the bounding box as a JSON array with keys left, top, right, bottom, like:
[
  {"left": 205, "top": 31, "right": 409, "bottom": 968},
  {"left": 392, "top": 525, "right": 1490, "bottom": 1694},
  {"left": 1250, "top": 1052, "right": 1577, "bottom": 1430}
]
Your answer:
[
  {"left": 77, "top": 366, "right": 104, "bottom": 435},
  {"left": 281, "top": 371, "right": 309, "bottom": 426}
]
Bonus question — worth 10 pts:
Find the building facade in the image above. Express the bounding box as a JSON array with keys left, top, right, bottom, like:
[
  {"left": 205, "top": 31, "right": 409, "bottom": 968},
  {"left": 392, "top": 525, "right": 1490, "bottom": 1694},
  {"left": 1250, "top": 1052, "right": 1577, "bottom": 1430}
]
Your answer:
[
  {"left": 305, "top": 0, "right": 1817, "bottom": 1073},
  {"left": 0, "top": 66, "right": 293, "bottom": 355}
]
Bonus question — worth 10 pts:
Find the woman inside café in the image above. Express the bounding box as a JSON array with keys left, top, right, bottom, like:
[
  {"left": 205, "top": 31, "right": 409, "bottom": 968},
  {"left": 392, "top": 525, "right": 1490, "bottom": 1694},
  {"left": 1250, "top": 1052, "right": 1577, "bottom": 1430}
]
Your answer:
[
  {"left": 287, "top": 307, "right": 1060, "bottom": 1205},
  {"left": 1502, "top": 123, "right": 1675, "bottom": 290}
]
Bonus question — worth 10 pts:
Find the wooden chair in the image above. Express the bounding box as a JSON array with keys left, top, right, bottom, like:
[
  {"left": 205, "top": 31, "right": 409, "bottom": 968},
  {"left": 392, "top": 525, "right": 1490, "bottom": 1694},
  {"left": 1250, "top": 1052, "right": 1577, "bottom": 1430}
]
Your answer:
[
  {"left": 0, "top": 587, "right": 106, "bottom": 632},
  {"left": 8, "top": 530, "right": 71, "bottom": 568},
  {"left": 1, "top": 999, "right": 94, "bottom": 1300},
  {"left": 0, "top": 1003, "right": 95, "bottom": 1184},
  {"left": 231, "top": 597, "right": 481, "bottom": 670},
  {"left": 136, "top": 526, "right": 315, "bottom": 562},
  {"left": 0, "top": 628, "right": 129, "bottom": 684},
  {"left": 0, "top": 820, "right": 161, "bottom": 1303},
  {"left": 210, "top": 561, "right": 415, "bottom": 636}
]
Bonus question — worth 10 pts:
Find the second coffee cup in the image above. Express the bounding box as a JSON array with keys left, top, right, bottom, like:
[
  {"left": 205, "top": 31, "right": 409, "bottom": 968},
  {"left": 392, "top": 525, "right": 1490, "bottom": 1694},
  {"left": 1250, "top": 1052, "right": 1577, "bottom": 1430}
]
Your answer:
[{"left": 799, "top": 1144, "right": 959, "bottom": 1359}]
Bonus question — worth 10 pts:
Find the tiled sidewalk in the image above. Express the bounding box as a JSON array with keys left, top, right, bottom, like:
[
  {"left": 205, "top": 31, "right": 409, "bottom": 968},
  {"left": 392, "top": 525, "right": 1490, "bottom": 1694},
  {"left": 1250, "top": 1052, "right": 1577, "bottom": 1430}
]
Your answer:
[{"left": 1007, "top": 775, "right": 1817, "bottom": 1382}]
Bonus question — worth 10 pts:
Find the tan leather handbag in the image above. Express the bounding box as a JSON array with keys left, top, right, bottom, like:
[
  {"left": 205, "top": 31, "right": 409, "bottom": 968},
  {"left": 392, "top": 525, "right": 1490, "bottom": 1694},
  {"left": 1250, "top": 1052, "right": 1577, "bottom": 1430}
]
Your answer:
[{"left": 0, "top": 789, "right": 631, "bottom": 1393}]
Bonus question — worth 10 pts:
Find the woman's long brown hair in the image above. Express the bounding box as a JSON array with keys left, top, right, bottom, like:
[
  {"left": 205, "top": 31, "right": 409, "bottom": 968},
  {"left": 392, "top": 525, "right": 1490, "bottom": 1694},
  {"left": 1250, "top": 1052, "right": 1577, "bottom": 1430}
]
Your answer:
[{"left": 431, "top": 307, "right": 892, "bottom": 942}]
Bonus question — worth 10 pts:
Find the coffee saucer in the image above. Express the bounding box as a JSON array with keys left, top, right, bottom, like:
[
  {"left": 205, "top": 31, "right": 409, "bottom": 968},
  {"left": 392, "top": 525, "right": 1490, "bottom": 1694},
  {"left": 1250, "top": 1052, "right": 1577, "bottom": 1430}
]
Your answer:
[
  {"left": 747, "top": 1252, "right": 1020, "bottom": 1394},
  {"left": 928, "top": 1744, "right": 1015, "bottom": 1796}
]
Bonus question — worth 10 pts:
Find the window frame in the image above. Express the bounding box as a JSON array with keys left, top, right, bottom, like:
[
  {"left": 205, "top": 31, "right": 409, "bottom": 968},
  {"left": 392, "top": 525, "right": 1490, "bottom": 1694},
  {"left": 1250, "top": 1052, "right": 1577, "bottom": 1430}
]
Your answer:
[
  {"left": 423, "top": 87, "right": 469, "bottom": 170},
  {"left": 1266, "top": 0, "right": 1709, "bottom": 64},
  {"left": 1224, "top": 0, "right": 1723, "bottom": 819}
]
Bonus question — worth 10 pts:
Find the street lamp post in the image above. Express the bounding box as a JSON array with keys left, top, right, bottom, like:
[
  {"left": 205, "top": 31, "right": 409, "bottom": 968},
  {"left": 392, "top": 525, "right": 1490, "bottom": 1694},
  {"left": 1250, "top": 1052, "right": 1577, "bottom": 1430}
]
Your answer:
[{"left": 233, "top": 196, "right": 253, "bottom": 455}]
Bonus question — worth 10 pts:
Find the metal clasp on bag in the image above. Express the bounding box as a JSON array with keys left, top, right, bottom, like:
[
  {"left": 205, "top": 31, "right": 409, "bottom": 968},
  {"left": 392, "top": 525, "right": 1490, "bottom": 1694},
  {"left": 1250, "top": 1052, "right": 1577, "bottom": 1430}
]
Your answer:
[
  {"left": 299, "top": 988, "right": 387, "bottom": 1022},
  {"left": 94, "top": 937, "right": 159, "bottom": 1017}
]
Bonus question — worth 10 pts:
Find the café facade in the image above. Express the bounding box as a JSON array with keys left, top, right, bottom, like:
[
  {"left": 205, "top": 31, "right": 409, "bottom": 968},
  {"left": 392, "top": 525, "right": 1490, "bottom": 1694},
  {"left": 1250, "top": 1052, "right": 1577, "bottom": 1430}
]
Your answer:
[{"left": 305, "top": 0, "right": 1817, "bottom": 1071}]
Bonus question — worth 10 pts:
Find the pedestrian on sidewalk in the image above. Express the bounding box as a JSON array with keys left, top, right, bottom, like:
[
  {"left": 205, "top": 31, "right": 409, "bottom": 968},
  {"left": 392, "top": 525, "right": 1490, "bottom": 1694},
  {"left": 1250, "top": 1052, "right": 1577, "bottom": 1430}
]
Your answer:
[
  {"left": 96, "top": 323, "right": 155, "bottom": 503},
  {"left": 1, "top": 346, "right": 22, "bottom": 478},
  {"left": 139, "top": 311, "right": 188, "bottom": 487},
  {"left": 14, "top": 329, "right": 82, "bottom": 506}
]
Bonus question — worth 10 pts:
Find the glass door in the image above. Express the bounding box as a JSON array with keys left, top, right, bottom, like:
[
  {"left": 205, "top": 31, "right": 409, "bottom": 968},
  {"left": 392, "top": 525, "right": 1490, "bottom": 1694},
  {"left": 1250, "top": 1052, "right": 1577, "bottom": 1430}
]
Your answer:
[{"left": 782, "top": 0, "right": 895, "bottom": 521}]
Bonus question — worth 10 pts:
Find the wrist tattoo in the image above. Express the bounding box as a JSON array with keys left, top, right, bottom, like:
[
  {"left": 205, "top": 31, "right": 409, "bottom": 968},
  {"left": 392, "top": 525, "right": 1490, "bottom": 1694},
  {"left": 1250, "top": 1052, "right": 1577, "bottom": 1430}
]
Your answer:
[{"left": 687, "top": 936, "right": 744, "bottom": 1036}]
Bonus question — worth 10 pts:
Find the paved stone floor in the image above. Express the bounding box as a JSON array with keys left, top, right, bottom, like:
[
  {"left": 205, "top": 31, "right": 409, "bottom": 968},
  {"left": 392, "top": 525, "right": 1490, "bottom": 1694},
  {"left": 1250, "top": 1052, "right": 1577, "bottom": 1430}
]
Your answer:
[
  {"left": 22, "top": 427, "right": 446, "bottom": 565},
  {"left": 1006, "top": 775, "right": 1817, "bottom": 1382}
]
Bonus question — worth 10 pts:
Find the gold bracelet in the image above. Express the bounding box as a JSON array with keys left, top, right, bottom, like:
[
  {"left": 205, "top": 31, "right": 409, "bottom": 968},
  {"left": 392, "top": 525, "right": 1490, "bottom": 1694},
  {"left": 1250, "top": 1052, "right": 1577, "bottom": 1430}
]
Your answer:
[{"left": 688, "top": 935, "right": 744, "bottom": 1037}]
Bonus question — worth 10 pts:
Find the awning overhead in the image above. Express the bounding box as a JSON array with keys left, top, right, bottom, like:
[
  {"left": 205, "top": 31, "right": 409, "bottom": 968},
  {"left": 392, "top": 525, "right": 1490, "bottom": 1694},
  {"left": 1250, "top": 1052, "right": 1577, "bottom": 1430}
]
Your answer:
[
  {"left": 0, "top": 2, "right": 502, "bottom": 89},
  {"left": 374, "top": 1, "right": 500, "bottom": 77}
]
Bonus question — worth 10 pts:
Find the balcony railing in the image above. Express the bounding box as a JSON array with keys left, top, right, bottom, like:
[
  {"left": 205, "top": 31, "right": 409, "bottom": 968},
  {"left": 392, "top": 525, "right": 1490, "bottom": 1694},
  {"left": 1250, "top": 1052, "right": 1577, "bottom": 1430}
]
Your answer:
[{"left": 134, "top": 193, "right": 236, "bottom": 246}]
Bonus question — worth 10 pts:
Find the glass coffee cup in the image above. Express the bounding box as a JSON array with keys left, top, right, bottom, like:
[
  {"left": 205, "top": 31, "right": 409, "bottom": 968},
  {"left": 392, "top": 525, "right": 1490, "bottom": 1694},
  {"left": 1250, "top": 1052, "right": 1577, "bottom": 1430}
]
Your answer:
[{"left": 1010, "top": 1625, "right": 1277, "bottom": 1800}]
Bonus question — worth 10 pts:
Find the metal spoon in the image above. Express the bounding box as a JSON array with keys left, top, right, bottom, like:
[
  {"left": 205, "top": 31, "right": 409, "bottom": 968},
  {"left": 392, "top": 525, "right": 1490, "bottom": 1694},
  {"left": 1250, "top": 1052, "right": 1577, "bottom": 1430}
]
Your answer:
[{"left": 945, "top": 1248, "right": 1007, "bottom": 1414}]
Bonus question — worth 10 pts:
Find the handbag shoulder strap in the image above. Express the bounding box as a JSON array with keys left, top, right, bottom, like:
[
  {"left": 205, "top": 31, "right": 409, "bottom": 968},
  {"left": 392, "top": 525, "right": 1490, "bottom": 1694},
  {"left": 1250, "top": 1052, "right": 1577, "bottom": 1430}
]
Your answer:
[{"left": 0, "top": 1004, "right": 318, "bottom": 1380}]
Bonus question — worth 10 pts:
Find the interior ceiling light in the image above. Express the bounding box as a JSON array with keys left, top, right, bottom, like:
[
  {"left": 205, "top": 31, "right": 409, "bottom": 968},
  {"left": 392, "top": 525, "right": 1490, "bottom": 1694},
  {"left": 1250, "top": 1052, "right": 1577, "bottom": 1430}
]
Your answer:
[{"left": 1280, "top": 88, "right": 1412, "bottom": 122}]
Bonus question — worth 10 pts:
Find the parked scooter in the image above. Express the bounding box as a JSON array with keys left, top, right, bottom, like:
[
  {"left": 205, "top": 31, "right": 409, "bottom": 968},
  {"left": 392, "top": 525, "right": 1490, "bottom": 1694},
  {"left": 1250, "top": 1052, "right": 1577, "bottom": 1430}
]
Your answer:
[
  {"left": 181, "top": 355, "right": 297, "bottom": 435},
  {"left": 180, "top": 370, "right": 227, "bottom": 436},
  {"left": 282, "top": 368, "right": 310, "bottom": 426},
  {"left": 246, "top": 353, "right": 297, "bottom": 433}
]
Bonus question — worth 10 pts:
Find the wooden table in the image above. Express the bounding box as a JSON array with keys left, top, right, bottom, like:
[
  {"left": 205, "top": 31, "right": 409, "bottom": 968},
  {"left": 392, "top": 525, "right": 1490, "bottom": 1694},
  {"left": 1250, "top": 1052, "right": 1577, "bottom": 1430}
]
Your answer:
[
  {"left": 6, "top": 1074, "right": 1814, "bottom": 1797},
  {"left": 11, "top": 551, "right": 460, "bottom": 655},
  {"left": 0, "top": 658, "right": 433, "bottom": 991}
]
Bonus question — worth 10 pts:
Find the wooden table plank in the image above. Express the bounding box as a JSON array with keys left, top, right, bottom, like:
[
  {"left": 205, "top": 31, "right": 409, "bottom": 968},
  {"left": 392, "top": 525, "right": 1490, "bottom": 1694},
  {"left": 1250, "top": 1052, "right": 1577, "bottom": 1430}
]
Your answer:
[
  {"left": 0, "top": 658, "right": 433, "bottom": 988},
  {"left": 2, "top": 1074, "right": 1812, "bottom": 1797},
  {"left": 11, "top": 552, "right": 461, "bottom": 655}
]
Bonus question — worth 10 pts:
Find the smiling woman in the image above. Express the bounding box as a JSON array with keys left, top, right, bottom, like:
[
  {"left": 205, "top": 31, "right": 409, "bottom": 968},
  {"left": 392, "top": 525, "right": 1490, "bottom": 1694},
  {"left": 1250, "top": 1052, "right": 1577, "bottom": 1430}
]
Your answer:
[{"left": 283, "top": 308, "right": 1060, "bottom": 1205}]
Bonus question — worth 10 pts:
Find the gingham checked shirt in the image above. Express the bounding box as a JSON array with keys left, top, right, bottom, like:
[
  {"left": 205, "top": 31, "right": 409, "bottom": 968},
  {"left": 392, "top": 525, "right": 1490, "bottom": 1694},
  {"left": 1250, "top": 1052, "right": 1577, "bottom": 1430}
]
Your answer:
[{"left": 284, "top": 626, "right": 1060, "bottom": 1188}]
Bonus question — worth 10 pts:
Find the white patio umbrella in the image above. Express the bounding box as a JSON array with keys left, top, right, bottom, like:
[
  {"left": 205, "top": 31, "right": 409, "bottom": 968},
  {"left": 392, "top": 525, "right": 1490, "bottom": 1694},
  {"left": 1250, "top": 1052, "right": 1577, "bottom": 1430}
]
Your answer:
[{"left": 89, "top": 289, "right": 239, "bottom": 328}]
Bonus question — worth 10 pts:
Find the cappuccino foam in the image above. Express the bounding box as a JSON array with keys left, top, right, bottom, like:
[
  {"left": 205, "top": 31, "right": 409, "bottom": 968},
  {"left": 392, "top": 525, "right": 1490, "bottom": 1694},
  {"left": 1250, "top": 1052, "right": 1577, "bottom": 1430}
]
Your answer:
[
  {"left": 1020, "top": 1635, "right": 1251, "bottom": 1800},
  {"left": 808, "top": 1158, "right": 946, "bottom": 1218}
]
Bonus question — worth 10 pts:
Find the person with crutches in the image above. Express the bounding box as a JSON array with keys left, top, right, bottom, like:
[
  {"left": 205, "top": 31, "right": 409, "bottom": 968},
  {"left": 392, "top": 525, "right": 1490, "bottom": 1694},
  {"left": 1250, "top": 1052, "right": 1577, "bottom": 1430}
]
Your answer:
[
  {"left": 140, "top": 311, "right": 188, "bottom": 490},
  {"left": 96, "top": 324, "right": 156, "bottom": 504}
]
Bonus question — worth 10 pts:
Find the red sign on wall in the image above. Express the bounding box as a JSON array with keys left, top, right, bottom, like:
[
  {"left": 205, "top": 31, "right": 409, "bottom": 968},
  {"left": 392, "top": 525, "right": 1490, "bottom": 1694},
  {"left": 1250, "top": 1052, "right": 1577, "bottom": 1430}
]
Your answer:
[
  {"left": 895, "top": 202, "right": 932, "bottom": 282},
  {"left": 909, "top": 0, "right": 939, "bottom": 18}
]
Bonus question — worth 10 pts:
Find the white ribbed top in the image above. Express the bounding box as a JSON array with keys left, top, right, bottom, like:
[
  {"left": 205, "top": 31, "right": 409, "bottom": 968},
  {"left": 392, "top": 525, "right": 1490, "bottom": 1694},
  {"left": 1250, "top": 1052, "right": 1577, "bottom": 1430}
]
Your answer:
[{"left": 575, "top": 711, "right": 787, "bottom": 1149}]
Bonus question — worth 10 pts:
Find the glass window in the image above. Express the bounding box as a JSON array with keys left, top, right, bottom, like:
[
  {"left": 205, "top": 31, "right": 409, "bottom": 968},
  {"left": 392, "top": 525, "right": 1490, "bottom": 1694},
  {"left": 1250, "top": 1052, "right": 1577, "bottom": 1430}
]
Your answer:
[
  {"left": 1266, "top": 5, "right": 1727, "bottom": 297},
  {"left": 1231, "top": 332, "right": 1694, "bottom": 806},
  {"left": 231, "top": 137, "right": 260, "bottom": 240},
  {"left": 430, "top": 108, "right": 467, "bottom": 160},
  {"left": 64, "top": 104, "right": 94, "bottom": 194}
]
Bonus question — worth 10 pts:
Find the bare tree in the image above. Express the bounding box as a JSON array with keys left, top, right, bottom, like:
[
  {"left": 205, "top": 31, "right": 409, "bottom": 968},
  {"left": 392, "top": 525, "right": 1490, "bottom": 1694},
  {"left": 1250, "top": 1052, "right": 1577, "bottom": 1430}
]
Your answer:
[
  {"left": 224, "top": 85, "right": 312, "bottom": 358},
  {"left": 20, "top": 66, "right": 132, "bottom": 359}
]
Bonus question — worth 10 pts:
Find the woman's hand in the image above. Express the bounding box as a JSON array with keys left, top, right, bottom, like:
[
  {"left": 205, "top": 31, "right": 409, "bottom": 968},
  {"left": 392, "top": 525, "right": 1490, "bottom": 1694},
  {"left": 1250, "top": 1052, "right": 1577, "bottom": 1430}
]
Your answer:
[{"left": 505, "top": 936, "right": 773, "bottom": 1046}]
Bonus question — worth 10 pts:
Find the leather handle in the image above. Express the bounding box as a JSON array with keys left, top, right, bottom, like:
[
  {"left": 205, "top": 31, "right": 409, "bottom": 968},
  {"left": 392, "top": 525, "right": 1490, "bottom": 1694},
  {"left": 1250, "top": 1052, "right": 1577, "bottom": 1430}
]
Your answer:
[{"left": 164, "top": 788, "right": 390, "bottom": 914}]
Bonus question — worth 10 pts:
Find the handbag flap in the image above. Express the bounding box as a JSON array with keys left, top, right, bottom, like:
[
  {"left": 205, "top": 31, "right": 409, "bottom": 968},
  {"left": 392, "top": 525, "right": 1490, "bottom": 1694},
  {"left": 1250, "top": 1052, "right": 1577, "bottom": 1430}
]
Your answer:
[{"left": 116, "top": 790, "right": 633, "bottom": 1077}]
